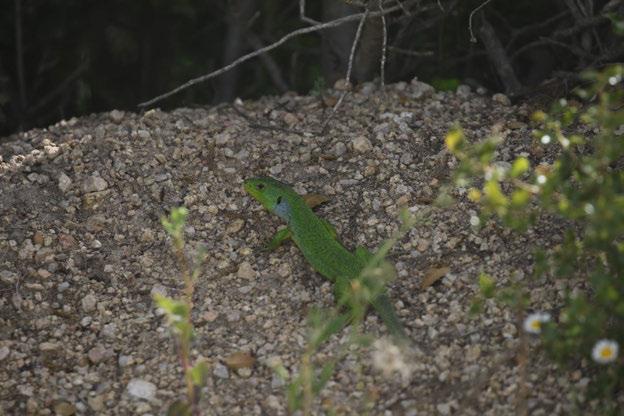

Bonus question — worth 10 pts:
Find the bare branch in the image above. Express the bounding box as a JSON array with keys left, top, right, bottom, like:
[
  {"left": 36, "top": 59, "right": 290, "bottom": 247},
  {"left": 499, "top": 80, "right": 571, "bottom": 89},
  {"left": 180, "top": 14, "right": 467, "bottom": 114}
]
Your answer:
[
  {"left": 505, "top": 11, "right": 570, "bottom": 51},
  {"left": 138, "top": 1, "right": 416, "bottom": 109},
  {"left": 299, "top": 0, "right": 320, "bottom": 25},
  {"left": 479, "top": 14, "right": 522, "bottom": 95},
  {"left": 511, "top": 36, "right": 595, "bottom": 61},
  {"left": 246, "top": 33, "right": 290, "bottom": 93},
  {"left": 346, "top": 9, "right": 369, "bottom": 85},
  {"left": 379, "top": 0, "right": 388, "bottom": 87},
  {"left": 28, "top": 60, "right": 89, "bottom": 115},
  {"left": 468, "top": 0, "right": 495, "bottom": 43},
  {"left": 320, "top": 8, "right": 370, "bottom": 133},
  {"left": 388, "top": 46, "right": 434, "bottom": 57},
  {"left": 15, "top": 0, "right": 27, "bottom": 110},
  {"left": 394, "top": 0, "right": 411, "bottom": 16}
]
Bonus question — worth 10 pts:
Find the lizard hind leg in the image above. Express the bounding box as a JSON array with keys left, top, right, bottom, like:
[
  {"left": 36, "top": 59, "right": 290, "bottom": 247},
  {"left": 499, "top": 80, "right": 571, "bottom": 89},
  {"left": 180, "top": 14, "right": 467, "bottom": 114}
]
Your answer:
[{"left": 320, "top": 219, "right": 338, "bottom": 240}]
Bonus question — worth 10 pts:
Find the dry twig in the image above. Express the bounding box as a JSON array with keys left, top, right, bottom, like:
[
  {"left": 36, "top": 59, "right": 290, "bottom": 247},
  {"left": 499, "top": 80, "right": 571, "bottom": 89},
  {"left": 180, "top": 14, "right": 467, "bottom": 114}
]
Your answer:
[
  {"left": 138, "top": 1, "right": 415, "bottom": 109},
  {"left": 15, "top": 0, "right": 27, "bottom": 110},
  {"left": 478, "top": 13, "right": 522, "bottom": 95},
  {"left": 299, "top": 0, "right": 320, "bottom": 25},
  {"left": 379, "top": 0, "right": 388, "bottom": 87},
  {"left": 388, "top": 46, "right": 433, "bottom": 57},
  {"left": 246, "top": 33, "right": 290, "bottom": 93},
  {"left": 320, "top": 8, "right": 370, "bottom": 133},
  {"left": 468, "top": 0, "right": 495, "bottom": 43}
]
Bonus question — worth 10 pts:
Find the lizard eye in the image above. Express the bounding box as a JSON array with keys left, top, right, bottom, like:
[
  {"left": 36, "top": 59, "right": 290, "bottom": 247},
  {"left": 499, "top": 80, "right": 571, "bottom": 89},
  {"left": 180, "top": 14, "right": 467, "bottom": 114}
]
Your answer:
[
  {"left": 256, "top": 183, "right": 265, "bottom": 190},
  {"left": 276, "top": 196, "right": 282, "bottom": 204}
]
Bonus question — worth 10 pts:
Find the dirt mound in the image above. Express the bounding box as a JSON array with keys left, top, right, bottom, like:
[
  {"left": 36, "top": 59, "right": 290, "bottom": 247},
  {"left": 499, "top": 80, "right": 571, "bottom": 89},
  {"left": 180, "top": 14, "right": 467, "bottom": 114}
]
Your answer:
[{"left": 0, "top": 82, "right": 590, "bottom": 414}]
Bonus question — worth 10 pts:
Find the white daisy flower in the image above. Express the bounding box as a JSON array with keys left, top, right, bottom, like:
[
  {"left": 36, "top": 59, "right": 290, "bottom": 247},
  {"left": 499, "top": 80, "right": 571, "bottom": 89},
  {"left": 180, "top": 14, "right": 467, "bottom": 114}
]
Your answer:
[
  {"left": 523, "top": 312, "right": 551, "bottom": 334},
  {"left": 592, "top": 339, "right": 619, "bottom": 364}
]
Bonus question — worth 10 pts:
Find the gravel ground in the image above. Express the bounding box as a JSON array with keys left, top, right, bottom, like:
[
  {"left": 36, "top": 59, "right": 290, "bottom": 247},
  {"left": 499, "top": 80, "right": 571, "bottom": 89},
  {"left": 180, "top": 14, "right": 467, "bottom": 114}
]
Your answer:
[{"left": 0, "top": 80, "right": 614, "bottom": 415}]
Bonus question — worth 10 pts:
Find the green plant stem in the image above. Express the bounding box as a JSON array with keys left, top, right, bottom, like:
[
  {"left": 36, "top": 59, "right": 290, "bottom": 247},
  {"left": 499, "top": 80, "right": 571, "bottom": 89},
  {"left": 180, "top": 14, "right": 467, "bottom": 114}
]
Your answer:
[
  {"left": 515, "top": 307, "right": 529, "bottom": 416},
  {"left": 301, "top": 348, "right": 314, "bottom": 416},
  {"left": 173, "top": 235, "right": 197, "bottom": 413}
]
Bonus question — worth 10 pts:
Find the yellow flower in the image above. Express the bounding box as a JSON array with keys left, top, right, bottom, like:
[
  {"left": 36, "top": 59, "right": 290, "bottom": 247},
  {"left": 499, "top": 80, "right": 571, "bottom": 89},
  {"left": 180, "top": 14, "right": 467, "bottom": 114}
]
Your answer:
[{"left": 592, "top": 340, "right": 619, "bottom": 364}]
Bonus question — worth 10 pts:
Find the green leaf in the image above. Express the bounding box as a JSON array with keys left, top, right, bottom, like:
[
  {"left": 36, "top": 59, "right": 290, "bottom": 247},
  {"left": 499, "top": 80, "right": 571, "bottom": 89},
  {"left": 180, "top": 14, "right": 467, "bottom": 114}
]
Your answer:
[
  {"left": 154, "top": 294, "right": 189, "bottom": 320},
  {"left": 313, "top": 362, "right": 335, "bottom": 394},
  {"left": 445, "top": 129, "right": 464, "bottom": 153},
  {"left": 310, "top": 313, "right": 350, "bottom": 349},
  {"left": 174, "top": 320, "right": 194, "bottom": 342},
  {"left": 607, "top": 12, "right": 624, "bottom": 35},
  {"left": 190, "top": 361, "right": 210, "bottom": 387},
  {"left": 167, "top": 400, "right": 191, "bottom": 416},
  {"left": 483, "top": 181, "right": 508, "bottom": 208},
  {"left": 287, "top": 380, "right": 302, "bottom": 412},
  {"left": 511, "top": 189, "right": 530, "bottom": 207},
  {"left": 478, "top": 273, "right": 495, "bottom": 298},
  {"left": 161, "top": 206, "right": 188, "bottom": 237},
  {"left": 510, "top": 157, "right": 530, "bottom": 178},
  {"left": 469, "top": 298, "right": 483, "bottom": 315}
]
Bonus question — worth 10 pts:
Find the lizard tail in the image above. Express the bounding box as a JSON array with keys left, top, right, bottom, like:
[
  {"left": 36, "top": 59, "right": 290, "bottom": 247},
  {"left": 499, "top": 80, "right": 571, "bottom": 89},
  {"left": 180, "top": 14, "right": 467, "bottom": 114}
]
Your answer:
[{"left": 370, "top": 292, "right": 409, "bottom": 342}]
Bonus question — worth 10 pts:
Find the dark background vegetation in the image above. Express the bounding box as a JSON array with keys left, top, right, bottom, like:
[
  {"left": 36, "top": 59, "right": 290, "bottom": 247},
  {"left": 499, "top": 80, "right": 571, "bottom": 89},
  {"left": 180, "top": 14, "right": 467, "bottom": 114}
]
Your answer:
[{"left": 0, "top": 0, "right": 622, "bottom": 137}]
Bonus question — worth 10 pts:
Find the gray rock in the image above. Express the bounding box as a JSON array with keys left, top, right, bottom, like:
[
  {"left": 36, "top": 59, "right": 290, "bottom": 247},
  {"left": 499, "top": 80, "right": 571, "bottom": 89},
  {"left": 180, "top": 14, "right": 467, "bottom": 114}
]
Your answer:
[
  {"left": 39, "top": 342, "right": 59, "bottom": 352},
  {"left": 88, "top": 345, "right": 108, "bottom": 364},
  {"left": 237, "top": 262, "right": 256, "bottom": 279},
  {"left": 0, "top": 346, "right": 10, "bottom": 361},
  {"left": 127, "top": 378, "right": 157, "bottom": 401},
  {"left": 110, "top": 109, "right": 125, "bottom": 123},
  {"left": 82, "top": 176, "right": 108, "bottom": 193},
  {"left": 492, "top": 93, "right": 511, "bottom": 106},
  {"left": 119, "top": 355, "right": 133, "bottom": 367},
  {"left": 101, "top": 323, "right": 117, "bottom": 338},
  {"left": 58, "top": 173, "right": 72, "bottom": 192},
  {"left": 410, "top": 79, "right": 435, "bottom": 99},
  {"left": 213, "top": 363, "right": 229, "bottom": 379},
  {"left": 456, "top": 84, "right": 471, "bottom": 98},
  {"left": 352, "top": 136, "right": 372, "bottom": 153},
  {"left": 0, "top": 270, "right": 17, "bottom": 284},
  {"left": 333, "top": 142, "right": 346, "bottom": 157},
  {"left": 81, "top": 294, "right": 97, "bottom": 312},
  {"left": 436, "top": 402, "right": 451, "bottom": 415}
]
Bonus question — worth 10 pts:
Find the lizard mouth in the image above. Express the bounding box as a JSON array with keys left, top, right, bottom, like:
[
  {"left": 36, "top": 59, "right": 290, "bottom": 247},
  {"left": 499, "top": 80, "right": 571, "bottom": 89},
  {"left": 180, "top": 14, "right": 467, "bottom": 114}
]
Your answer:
[
  {"left": 243, "top": 179, "right": 270, "bottom": 211},
  {"left": 243, "top": 179, "right": 259, "bottom": 198}
]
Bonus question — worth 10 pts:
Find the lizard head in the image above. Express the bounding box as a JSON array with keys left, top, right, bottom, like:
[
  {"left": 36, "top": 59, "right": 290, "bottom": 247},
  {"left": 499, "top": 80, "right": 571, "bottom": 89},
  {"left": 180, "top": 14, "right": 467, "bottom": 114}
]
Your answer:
[{"left": 244, "top": 177, "right": 298, "bottom": 221}]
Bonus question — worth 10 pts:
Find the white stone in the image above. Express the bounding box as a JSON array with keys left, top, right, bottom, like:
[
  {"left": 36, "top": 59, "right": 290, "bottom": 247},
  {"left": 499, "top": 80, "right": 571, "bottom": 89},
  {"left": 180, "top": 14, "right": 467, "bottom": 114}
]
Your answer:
[
  {"left": 127, "top": 379, "right": 157, "bottom": 401},
  {"left": 352, "top": 136, "right": 372, "bottom": 153},
  {"left": 81, "top": 294, "right": 97, "bottom": 312},
  {"left": 237, "top": 262, "right": 256, "bottom": 279},
  {"left": 0, "top": 346, "right": 10, "bottom": 361}
]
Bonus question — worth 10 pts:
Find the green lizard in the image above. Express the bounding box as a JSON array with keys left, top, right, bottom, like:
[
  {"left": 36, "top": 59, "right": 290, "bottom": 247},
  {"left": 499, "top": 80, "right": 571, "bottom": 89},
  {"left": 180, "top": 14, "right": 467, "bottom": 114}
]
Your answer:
[{"left": 244, "top": 176, "right": 407, "bottom": 341}]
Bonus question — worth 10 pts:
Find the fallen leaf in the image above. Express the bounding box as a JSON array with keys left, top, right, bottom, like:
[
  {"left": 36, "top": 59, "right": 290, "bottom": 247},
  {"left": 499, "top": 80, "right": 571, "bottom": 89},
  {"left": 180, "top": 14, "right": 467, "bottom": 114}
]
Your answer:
[
  {"left": 303, "top": 193, "right": 330, "bottom": 208},
  {"left": 421, "top": 266, "right": 450, "bottom": 290},
  {"left": 223, "top": 352, "right": 255, "bottom": 370}
]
